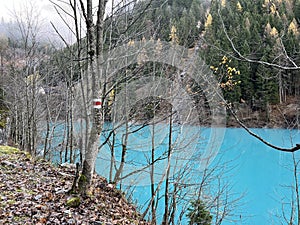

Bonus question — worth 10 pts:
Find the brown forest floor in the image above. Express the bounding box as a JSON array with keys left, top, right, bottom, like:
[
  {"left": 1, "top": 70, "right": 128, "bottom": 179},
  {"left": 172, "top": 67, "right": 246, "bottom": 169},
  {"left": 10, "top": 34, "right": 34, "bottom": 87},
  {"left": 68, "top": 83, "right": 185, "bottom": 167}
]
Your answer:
[
  {"left": 227, "top": 96, "right": 299, "bottom": 129},
  {"left": 0, "top": 146, "right": 150, "bottom": 225}
]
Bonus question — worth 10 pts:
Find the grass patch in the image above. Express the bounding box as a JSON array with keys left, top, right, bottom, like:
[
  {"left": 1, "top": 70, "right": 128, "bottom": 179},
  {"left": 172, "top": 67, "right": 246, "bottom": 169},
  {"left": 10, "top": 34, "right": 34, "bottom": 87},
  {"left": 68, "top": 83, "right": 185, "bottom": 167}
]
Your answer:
[
  {"left": 0, "top": 146, "right": 21, "bottom": 155},
  {"left": 0, "top": 146, "right": 31, "bottom": 159}
]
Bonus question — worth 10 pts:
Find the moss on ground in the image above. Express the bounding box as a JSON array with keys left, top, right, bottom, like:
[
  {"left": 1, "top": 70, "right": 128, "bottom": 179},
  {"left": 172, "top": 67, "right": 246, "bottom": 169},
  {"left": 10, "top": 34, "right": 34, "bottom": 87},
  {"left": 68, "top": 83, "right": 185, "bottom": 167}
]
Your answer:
[
  {"left": 0, "top": 146, "right": 21, "bottom": 155},
  {"left": 66, "top": 196, "right": 81, "bottom": 208},
  {"left": 0, "top": 146, "right": 31, "bottom": 160}
]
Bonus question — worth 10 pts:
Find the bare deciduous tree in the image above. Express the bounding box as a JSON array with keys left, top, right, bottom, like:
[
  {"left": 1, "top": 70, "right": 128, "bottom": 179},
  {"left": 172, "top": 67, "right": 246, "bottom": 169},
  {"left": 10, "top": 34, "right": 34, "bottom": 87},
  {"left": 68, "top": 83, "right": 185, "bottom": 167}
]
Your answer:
[{"left": 3, "top": 2, "right": 48, "bottom": 155}]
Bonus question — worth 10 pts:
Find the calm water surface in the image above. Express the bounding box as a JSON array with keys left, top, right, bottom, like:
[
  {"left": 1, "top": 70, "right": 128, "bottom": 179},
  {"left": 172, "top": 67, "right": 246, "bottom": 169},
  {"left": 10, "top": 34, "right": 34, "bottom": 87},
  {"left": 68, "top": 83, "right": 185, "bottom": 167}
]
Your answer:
[
  {"left": 46, "top": 123, "right": 300, "bottom": 224},
  {"left": 95, "top": 126, "right": 300, "bottom": 224}
]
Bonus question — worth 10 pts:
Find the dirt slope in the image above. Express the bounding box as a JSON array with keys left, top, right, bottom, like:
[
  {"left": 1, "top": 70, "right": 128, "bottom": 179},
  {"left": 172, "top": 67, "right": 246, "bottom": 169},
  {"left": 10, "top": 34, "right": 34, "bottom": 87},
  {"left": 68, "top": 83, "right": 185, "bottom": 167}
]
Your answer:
[{"left": 0, "top": 146, "right": 149, "bottom": 225}]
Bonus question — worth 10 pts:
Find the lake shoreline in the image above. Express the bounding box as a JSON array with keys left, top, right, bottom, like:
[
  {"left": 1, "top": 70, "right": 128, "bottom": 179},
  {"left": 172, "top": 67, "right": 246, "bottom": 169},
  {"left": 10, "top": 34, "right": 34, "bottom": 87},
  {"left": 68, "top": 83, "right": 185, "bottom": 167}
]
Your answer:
[{"left": 226, "top": 99, "right": 299, "bottom": 129}]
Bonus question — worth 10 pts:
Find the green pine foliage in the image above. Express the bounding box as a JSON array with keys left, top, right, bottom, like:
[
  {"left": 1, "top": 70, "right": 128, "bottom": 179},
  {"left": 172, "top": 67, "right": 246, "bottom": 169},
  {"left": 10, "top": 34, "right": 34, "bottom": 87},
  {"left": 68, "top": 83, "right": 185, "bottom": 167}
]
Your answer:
[
  {"left": 105, "top": 0, "right": 299, "bottom": 108},
  {"left": 187, "top": 199, "right": 212, "bottom": 225},
  {"left": 106, "top": 0, "right": 209, "bottom": 47},
  {"left": 202, "top": 0, "right": 300, "bottom": 105}
]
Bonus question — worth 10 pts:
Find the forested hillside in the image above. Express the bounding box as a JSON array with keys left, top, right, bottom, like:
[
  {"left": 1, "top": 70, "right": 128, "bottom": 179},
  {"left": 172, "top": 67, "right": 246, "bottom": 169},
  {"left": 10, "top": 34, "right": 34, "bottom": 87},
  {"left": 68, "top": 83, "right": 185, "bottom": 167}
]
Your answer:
[
  {"left": 202, "top": 0, "right": 300, "bottom": 127},
  {"left": 1, "top": 0, "right": 299, "bottom": 129},
  {"left": 110, "top": 0, "right": 300, "bottom": 127},
  {"left": 204, "top": 0, "right": 300, "bottom": 104},
  {"left": 0, "top": 1, "right": 299, "bottom": 224}
]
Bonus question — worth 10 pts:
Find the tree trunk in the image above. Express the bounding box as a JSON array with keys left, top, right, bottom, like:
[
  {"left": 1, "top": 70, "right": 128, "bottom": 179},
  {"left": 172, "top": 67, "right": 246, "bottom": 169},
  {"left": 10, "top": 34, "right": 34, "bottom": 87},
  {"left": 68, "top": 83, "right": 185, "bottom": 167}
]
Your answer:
[
  {"left": 78, "top": 125, "right": 100, "bottom": 194},
  {"left": 77, "top": 0, "right": 107, "bottom": 195},
  {"left": 163, "top": 108, "right": 173, "bottom": 225}
]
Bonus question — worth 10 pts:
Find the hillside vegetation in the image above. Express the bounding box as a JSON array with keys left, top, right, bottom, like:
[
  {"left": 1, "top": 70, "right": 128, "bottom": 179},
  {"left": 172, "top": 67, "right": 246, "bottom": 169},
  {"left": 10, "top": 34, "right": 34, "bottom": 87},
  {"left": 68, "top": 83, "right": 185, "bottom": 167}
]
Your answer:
[
  {"left": 0, "top": 0, "right": 299, "bottom": 129},
  {"left": 119, "top": 0, "right": 300, "bottom": 127}
]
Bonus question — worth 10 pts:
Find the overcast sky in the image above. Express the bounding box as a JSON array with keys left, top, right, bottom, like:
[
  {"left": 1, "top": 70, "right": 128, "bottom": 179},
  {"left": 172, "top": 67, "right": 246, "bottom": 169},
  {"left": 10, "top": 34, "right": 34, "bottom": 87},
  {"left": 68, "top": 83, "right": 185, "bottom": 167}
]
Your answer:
[
  {"left": 0, "top": 0, "right": 72, "bottom": 43},
  {"left": 1, "top": 0, "right": 57, "bottom": 22},
  {"left": 0, "top": 0, "right": 116, "bottom": 44},
  {"left": 1, "top": 0, "right": 116, "bottom": 22}
]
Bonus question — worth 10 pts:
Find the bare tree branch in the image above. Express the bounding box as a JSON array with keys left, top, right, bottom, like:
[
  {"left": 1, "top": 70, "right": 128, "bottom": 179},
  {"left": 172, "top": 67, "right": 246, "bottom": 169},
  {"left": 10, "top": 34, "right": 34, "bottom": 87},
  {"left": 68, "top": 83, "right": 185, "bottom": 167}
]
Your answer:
[
  {"left": 50, "top": 21, "right": 70, "bottom": 48},
  {"left": 227, "top": 104, "right": 300, "bottom": 152},
  {"left": 218, "top": 9, "right": 300, "bottom": 71}
]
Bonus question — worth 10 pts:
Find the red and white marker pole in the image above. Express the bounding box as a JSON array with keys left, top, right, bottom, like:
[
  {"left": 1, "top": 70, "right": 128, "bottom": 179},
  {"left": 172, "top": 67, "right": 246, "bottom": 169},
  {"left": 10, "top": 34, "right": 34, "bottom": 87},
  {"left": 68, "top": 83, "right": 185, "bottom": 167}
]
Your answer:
[{"left": 93, "top": 98, "right": 102, "bottom": 109}]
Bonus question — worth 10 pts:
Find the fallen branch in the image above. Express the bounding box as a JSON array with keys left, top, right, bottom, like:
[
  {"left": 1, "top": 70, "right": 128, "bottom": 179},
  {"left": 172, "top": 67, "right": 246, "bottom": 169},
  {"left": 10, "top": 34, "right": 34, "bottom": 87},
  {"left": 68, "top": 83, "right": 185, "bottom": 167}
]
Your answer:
[
  {"left": 227, "top": 104, "right": 300, "bottom": 152},
  {"left": 1, "top": 160, "right": 18, "bottom": 168}
]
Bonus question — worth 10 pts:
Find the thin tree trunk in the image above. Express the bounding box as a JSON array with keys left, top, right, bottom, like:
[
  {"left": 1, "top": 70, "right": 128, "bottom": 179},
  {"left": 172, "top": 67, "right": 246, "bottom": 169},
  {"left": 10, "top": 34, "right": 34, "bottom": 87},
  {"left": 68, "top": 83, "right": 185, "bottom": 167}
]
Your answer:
[
  {"left": 151, "top": 122, "right": 157, "bottom": 224},
  {"left": 109, "top": 131, "right": 116, "bottom": 183},
  {"left": 77, "top": 0, "right": 107, "bottom": 195},
  {"left": 292, "top": 153, "right": 300, "bottom": 225},
  {"left": 163, "top": 108, "right": 173, "bottom": 225}
]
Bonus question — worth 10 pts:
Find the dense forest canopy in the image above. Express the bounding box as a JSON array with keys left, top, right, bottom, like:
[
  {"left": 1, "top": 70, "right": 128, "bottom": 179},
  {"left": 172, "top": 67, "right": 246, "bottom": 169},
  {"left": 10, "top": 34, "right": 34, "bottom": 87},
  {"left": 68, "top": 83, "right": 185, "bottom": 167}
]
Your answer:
[
  {"left": 100, "top": 0, "right": 300, "bottom": 121},
  {"left": 0, "top": 1, "right": 299, "bottom": 144},
  {"left": 204, "top": 0, "right": 300, "bottom": 105},
  {"left": 1, "top": 0, "right": 299, "bottom": 110},
  {"left": 0, "top": 0, "right": 299, "bottom": 137}
]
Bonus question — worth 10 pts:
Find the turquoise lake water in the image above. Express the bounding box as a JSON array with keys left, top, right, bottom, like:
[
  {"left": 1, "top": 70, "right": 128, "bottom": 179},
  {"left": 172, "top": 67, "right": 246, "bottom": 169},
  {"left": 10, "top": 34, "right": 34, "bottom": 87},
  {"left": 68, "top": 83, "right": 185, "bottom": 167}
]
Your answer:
[
  {"left": 213, "top": 128, "right": 300, "bottom": 224},
  {"left": 46, "top": 123, "right": 300, "bottom": 224},
  {"left": 95, "top": 125, "right": 300, "bottom": 224}
]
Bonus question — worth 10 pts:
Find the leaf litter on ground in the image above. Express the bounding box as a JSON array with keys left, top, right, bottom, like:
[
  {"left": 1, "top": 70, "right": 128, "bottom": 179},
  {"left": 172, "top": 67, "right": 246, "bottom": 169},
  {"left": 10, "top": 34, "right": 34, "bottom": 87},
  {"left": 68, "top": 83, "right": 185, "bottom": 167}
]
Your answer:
[{"left": 0, "top": 146, "right": 150, "bottom": 225}]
